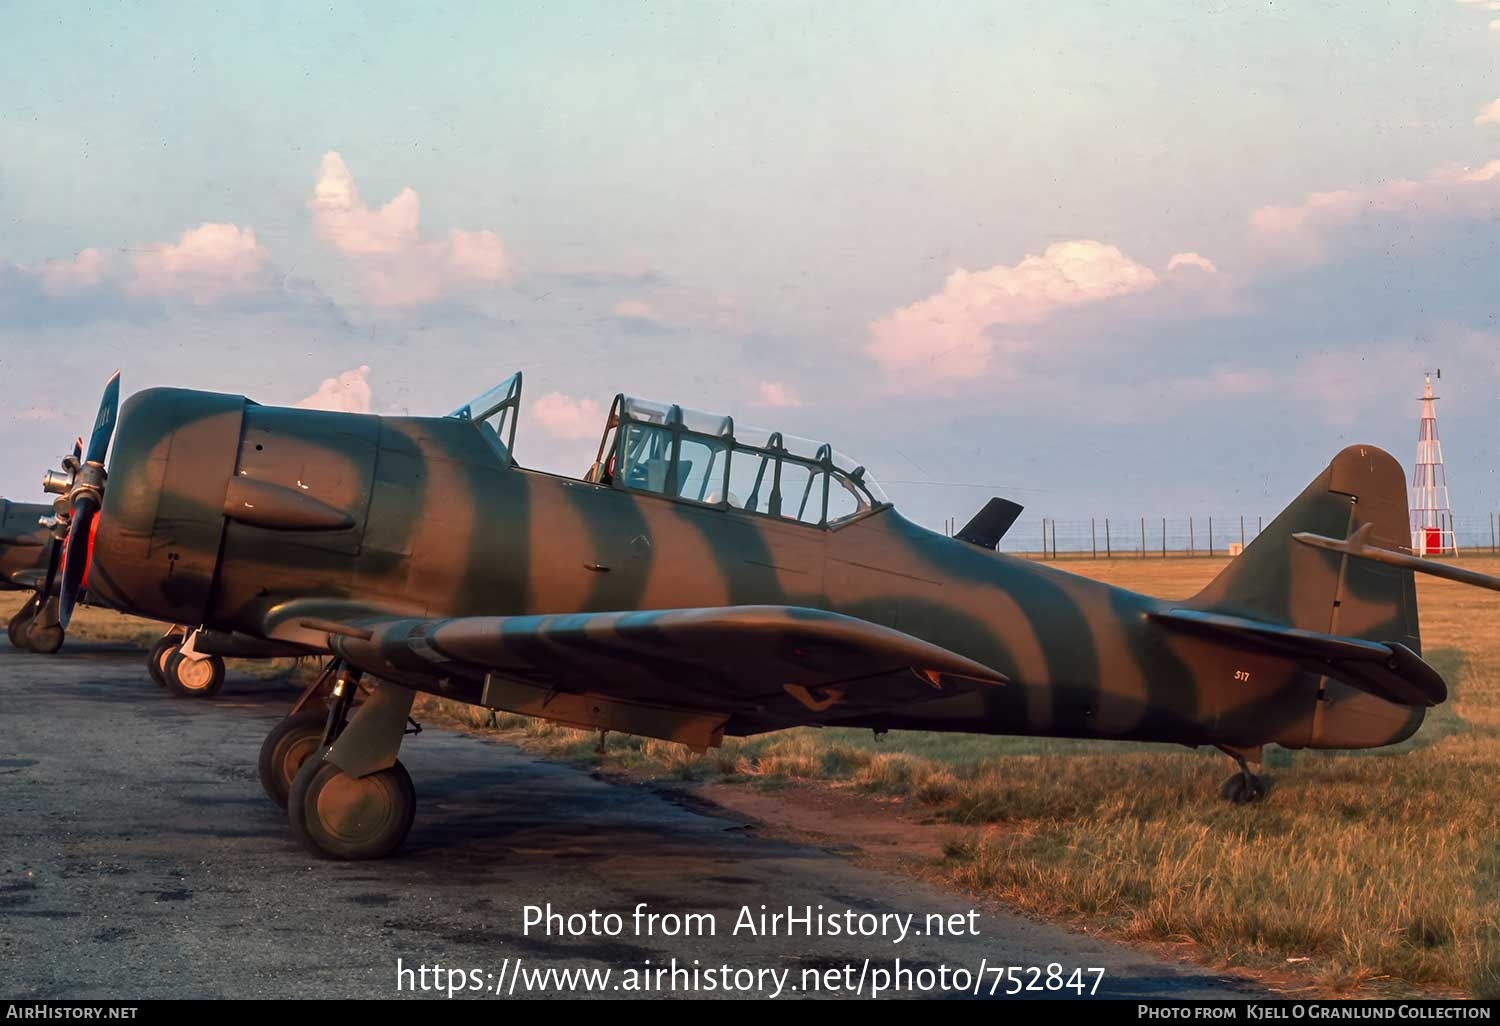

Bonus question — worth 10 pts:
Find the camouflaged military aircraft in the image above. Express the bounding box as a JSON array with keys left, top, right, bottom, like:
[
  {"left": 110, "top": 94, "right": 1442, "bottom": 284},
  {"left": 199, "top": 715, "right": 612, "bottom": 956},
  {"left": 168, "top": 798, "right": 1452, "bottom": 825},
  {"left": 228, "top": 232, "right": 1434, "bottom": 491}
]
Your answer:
[
  {"left": 2, "top": 498, "right": 57, "bottom": 651},
  {"left": 40, "top": 371, "right": 1449, "bottom": 860}
]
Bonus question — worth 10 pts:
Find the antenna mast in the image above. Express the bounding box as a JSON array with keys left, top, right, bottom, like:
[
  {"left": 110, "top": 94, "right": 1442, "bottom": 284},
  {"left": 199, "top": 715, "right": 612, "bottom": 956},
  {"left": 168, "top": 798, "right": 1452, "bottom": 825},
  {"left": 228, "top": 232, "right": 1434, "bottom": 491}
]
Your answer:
[{"left": 1410, "top": 370, "right": 1457, "bottom": 556}]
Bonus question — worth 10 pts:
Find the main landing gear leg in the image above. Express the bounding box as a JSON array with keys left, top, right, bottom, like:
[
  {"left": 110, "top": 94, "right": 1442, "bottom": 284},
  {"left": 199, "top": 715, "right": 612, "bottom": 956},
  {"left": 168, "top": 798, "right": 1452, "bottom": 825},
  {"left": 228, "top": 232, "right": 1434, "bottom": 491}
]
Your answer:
[
  {"left": 1216, "top": 744, "right": 1270, "bottom": 804},
  {"left": 257, "top": 659, "right": 346, "bottom": 808},
  {"left": 287, "top": 677, "right": 418, "bottom": 861}
]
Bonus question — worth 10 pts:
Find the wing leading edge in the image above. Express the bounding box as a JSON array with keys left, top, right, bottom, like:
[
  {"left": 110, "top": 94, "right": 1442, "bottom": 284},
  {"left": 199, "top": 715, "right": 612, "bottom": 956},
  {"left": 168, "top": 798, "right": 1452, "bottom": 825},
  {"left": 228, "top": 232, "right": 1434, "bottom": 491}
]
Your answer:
[{"left": 318, "top": 605, "right": 1008, "bottom": 746}]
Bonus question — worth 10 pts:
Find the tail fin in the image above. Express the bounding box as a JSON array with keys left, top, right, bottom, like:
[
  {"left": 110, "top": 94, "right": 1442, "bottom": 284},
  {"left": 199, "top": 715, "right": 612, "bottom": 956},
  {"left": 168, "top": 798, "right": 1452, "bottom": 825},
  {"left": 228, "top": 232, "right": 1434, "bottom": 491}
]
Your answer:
[{"left": 1188, "top": 445, "right": 1421, "bottom": 653}]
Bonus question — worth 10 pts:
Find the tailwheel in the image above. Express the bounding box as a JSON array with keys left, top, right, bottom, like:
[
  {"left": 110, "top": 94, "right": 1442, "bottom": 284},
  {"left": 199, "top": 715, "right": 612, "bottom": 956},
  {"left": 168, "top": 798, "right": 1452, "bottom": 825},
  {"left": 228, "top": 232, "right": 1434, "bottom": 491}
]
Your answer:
[
  {"left": 258, "top": 710, "right": 330, "bottom": 808},
  {"left": 148, "top": 635, "right": 179, "bottom": 687},
  {"left": 1216, "top": 745, "right": 1271, "bottom": 805},
  {"left": 1218, "top": 771, "right": 1270, "bottom": 804},
  {"left": 287, "top": 754, "right": 415, "bottom": 861},
  {"left": 7, "top": 600, "right": 37, "bottom": 651},
  {"left": 164, "top": 651, "right": 225, "bottom": 698}
]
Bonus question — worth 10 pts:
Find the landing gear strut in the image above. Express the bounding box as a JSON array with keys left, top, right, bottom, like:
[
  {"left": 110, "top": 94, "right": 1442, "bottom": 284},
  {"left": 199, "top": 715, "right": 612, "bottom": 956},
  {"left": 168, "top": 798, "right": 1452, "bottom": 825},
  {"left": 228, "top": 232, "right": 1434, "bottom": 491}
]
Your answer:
[
  {"left": 1216, "top": 745, "right": 1270, "bottom": 804},
  {"left": 286, "top": 676, "right": 419, "bottom": 861},
  {"left": 257, "top": 660, "right": 346, "bottom": 807}
]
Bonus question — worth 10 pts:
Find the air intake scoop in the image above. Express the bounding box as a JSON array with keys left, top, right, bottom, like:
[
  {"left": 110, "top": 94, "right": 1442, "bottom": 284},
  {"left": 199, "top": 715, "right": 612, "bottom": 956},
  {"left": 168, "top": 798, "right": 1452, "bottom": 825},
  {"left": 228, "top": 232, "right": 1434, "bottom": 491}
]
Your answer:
[{"left": 223, "top": 477, "right": 356, "bottom": 532}]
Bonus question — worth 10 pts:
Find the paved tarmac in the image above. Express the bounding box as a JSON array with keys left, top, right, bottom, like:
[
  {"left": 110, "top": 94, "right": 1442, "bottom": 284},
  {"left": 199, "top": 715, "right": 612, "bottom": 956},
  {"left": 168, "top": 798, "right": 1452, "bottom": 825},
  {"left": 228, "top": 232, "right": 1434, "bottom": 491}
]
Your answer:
[{"left": 1, "top": 643, "right": 1261, "bottom": 999}]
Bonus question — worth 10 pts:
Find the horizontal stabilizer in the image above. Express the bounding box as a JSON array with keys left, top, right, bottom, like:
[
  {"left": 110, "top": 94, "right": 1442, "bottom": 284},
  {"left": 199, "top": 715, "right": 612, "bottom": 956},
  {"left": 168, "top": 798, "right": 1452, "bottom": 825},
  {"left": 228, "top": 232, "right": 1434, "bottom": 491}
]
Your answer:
[
  {"left": 956, "top": 497, "right": 1024, "bottom": 550},
  {"left": 1152, "top": 607, "right": 1446, "bottom": 707},
  {"left": 1295, "top": 526, "right": 1500, "bottom": 594}
]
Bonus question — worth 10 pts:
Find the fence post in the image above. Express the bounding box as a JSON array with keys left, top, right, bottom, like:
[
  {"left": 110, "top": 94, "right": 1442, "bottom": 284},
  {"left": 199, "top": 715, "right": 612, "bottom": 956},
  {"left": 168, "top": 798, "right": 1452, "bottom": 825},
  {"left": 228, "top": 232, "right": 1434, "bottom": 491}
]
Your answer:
[
  {"left": 1162, "top": 517, "right": 1167, "bottom": 558},
  {"left": 1189, "top": 516, "right": 1195, "bottom": 556},
  {"left": 1208, "top": 516, "right": 1214, "bottom": 557},
  {"left": 1105, "top": 518, "right": 1112, "bottom": 558},
  {"left": 1091, "top": 518, "right": 1097, "bottom": 560},
  {"left": 1140, "top": 516, "right": 1146, "bottom": 559},
  {"left": 1492, "top": 512, "right": 1496, "bottom": 554},
  {"left": 1258, "top": 515, "right": 1262, "bottom": 537},
  {"left": 1041, "top": 520, "right": 1047, "bottom": 560}
]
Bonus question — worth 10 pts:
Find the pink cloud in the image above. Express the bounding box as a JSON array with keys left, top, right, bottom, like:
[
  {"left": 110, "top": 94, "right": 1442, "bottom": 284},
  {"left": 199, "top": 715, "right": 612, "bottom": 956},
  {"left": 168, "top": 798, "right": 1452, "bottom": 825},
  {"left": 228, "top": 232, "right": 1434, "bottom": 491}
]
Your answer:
[
  {"left": 867, "top": 240, "right": 1162, "bottom": 383},
  {"left": 37, "top": 248, "right": 110, "bottom": 295},
  {"left": 1476, "top": 100, "right": 1500, "bottom": 126},
  {"left": 296, "top": 365, "right": 373, "bottom": 414},
  {"left": 1166, "top": 251, "right": 1218, "bottom": 275},
  {"left": 531, "top": 392, "right": 603, "bottom": 440},
  {"left": 614, "top": 298, "right": 658, "bottom": 322},
  {"left": 1248, "top": 159, "right": 1500, "bottom": 265},
  {"left": 309, "top": 151, "right": 513, "bottom": 306},
  {"left": 129, "top": 223, "right": 272, "bottom": 305},
  {"left": 755, "top": 381, "right": 802, "bottom": 408}
]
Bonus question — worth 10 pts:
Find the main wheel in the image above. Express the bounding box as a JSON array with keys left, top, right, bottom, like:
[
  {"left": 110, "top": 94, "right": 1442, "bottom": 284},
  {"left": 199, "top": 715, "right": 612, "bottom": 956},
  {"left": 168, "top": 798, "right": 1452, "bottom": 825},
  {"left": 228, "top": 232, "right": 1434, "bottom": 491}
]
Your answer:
[
  {"left": 164, "top": 651, "right": 225, "bottom": 698},
  {"left": 287, "top": 753, "right": 415, "bottom": 861},
  {"left": 148, "top": 636, "right": 179, "bottom": 687},
  {"left": 258, "top": 710, "right": 330, "bottom": 808},
  {"left": 25, "top": 620, "right": 64, "bottom": 655},
  {"left": 1219, "top": 771, "right": 1270, "bottom": 804},
  {"left": 7, "top": 604, "right": 35, "bottom": 651}
]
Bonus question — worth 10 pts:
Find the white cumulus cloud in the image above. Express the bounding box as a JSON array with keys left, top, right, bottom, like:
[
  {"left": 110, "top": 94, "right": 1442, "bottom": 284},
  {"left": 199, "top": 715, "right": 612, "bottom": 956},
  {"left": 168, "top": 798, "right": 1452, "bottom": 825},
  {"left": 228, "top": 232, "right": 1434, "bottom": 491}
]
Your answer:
[
  {"left": 614, "top": 298, "right": 659, "bottom": 322},
  {"left": 296, "top": 365, "right": 373, "bottom": 414},
  {"left": 531, "top": 392, "right": 603, "bottom": 440},
  {"left": 129, "top": 223, "right": 272, "bottom": 305},
  {"left": 38, "top": 249, "right": 110, "bottom": 295},
  {"left": 755, "top": 381, "right": 802, "bottom": 407},
  {"left": 867, "top": 240, "right": 1162, "bottom": 383},
  {"left": 309, "top": 151, "right": 513, "bottom": 306},
  {"left": 1167, "top": 252, "right": 1218, "bottom": 275},
  {"left": 1248, "top": 159, "right": 1500, "bottom": 265}
]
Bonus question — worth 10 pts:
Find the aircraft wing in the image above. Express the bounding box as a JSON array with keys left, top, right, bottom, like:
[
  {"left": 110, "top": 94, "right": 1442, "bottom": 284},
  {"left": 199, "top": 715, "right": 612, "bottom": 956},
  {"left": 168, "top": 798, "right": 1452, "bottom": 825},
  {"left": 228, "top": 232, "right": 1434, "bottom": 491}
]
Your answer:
[{"left": 312, "top": 605, "right": 1008, "bottom": 739}]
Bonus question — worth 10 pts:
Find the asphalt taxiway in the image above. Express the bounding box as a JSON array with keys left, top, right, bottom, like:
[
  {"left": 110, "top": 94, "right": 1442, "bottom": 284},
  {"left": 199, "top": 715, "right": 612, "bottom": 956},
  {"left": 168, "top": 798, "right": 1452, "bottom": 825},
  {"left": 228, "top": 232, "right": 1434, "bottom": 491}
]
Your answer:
[{"left": 1, "top": 644, "right": 1260, "bottom": 999}]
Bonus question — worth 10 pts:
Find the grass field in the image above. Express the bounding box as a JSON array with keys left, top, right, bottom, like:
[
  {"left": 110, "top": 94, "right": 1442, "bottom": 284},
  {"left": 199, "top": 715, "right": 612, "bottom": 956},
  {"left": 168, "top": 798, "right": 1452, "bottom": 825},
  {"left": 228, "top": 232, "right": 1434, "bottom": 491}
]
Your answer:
[{"left": 8, "top": 552, "right": 1499, "bottom": 996}]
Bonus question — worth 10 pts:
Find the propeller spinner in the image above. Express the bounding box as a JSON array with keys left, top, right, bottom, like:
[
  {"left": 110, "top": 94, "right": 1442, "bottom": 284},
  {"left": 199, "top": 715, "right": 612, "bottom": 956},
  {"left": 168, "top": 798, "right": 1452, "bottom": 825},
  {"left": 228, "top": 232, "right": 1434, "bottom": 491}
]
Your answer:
[{"left": 40, "top": 372, "right": 120, "bottom": 629}]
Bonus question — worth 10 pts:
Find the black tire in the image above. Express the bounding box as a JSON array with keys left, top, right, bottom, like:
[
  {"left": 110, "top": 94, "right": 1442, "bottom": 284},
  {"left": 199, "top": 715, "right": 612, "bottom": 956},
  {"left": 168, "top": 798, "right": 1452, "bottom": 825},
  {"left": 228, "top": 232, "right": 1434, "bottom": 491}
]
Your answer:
[
  {"left": 25, "top": 620, "right": 64, "bottom": 655},
  {"left": 287, "top": 753, "right": 415, "bottom": 861},
  {"left": 164, "top": 651, "right": 225, "bottom": 698},
  {"left": 1219, "top": 772, "right": 1270, "bottom": 805},
  {"left": 7, "top": 604, "right": 35, "bottom": 651},
  {"left": 148, "top": 636, "right": 178, "bottom": 687},
  {"left": 258, "top": 710, "right": 330, "bottom": 808}
]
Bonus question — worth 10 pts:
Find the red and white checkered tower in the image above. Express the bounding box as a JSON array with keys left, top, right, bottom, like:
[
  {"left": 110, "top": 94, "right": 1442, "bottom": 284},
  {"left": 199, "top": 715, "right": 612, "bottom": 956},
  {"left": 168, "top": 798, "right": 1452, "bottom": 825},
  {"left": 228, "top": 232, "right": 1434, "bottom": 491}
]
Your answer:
[{"left": 1410, "top": 370, "right": 1456, "bottom": 556}]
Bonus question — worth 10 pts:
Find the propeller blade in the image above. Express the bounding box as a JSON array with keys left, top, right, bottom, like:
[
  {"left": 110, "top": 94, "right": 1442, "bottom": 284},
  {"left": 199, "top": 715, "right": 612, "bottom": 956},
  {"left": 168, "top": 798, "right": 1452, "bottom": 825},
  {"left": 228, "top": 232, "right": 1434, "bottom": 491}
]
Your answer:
[
  {"left": 85, "top": 371, "right": 121, "bottom": 467},
  {"left": 57, "top": 495, "right": 98, "bottom": 629},
  {"left": 57, "top": 373, "right": 121, "bottom": 629}
]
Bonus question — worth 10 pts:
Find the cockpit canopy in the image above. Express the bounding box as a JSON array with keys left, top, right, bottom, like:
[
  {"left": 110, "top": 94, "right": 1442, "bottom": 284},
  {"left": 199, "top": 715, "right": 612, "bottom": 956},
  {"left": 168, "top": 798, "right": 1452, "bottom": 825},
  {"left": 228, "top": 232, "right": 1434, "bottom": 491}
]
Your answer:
[
  {"left": 449, "top": 372, "right": 521, "bottom": 461},
  {"left": 587, "top": 395, "right": 889, "bottom": 527}
]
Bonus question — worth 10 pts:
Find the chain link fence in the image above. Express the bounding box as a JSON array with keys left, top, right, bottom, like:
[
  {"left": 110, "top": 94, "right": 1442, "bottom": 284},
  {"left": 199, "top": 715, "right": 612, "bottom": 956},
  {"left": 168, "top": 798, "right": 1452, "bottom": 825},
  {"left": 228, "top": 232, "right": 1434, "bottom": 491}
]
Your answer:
[{"left": 948, "top": 513, "right": 1500, "bottom": 560}]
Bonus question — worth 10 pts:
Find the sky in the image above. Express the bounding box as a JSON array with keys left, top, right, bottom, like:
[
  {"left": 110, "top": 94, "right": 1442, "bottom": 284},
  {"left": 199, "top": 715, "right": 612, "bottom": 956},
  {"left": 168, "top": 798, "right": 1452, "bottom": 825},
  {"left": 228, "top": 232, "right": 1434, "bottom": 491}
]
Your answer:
[{"left": 2, "top": 1, "right": 1497, "bottom": 536}]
